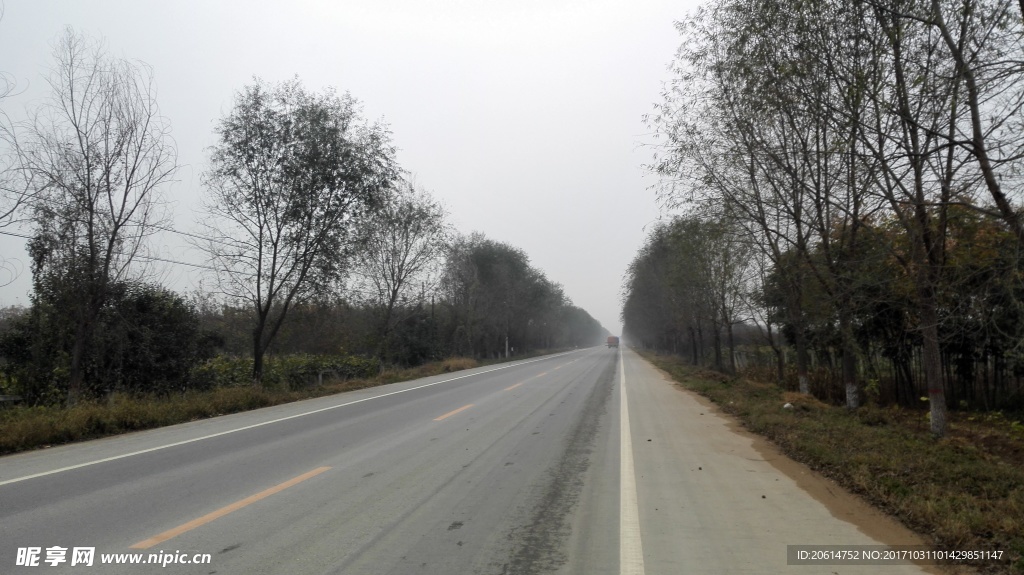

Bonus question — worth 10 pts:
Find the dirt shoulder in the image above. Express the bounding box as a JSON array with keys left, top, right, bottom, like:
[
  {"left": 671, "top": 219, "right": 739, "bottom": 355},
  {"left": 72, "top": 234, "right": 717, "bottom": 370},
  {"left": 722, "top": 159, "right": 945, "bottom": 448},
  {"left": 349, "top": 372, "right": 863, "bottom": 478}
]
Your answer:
[{"left": 638, "top": 350, "right": 1024, "bottom": 575}]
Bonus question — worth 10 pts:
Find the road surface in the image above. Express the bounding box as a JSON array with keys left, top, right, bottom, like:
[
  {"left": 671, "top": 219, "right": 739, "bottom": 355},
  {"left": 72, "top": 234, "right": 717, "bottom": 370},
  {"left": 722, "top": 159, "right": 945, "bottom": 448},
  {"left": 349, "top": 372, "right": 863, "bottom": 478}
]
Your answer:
[{"left": 0, "top": 347, "right": 930, "bottom": 574}]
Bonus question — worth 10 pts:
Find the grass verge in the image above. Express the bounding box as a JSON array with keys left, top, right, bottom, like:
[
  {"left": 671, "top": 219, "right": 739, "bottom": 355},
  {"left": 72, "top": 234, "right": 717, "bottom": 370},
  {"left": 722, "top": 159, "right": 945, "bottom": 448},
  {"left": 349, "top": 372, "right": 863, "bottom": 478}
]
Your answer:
[
  {"left": 0, "top": 350, "right": 567, "bottom": 456},
  {"left": 639, "top": 351, "right": 1024, "bottom": 575}
]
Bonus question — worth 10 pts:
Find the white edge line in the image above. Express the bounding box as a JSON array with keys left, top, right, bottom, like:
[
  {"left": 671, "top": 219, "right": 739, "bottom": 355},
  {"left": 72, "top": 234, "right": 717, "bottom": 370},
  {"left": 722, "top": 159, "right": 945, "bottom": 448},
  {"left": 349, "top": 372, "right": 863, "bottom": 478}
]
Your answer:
[
  {"left": 620, "top": 346, "right": 646, "bottom": 575},
  {"left": 0, "top": 349, "right": 583, "bottom": 487}
]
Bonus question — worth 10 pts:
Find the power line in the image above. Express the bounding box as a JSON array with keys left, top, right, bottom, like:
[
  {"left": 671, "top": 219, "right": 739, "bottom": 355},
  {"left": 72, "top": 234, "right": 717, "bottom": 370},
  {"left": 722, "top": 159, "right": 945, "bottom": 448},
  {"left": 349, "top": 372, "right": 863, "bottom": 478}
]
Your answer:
[
  {"left": 0, "top": 228, "right": 215, "bottom": 271},
  {"left": 137, "top": 254, "right": 215, "bottom": 271},
  {"left": 149, "top": 223, "right": 218, "bottom": 243}
]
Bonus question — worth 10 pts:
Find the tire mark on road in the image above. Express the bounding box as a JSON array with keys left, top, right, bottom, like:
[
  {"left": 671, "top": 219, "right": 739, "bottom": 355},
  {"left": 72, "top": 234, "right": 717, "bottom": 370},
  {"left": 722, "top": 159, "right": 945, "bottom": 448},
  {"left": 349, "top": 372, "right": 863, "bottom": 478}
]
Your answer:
[{"left": 496, "top": 353, "right": 616, "bottom": 574}]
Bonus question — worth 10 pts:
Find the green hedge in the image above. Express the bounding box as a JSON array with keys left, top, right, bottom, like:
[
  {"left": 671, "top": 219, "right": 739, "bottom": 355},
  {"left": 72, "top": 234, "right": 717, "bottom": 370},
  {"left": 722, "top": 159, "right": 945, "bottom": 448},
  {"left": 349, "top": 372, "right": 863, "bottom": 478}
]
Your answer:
[{"left": 190, "top": 354, "right": 380, "bottom": 390}]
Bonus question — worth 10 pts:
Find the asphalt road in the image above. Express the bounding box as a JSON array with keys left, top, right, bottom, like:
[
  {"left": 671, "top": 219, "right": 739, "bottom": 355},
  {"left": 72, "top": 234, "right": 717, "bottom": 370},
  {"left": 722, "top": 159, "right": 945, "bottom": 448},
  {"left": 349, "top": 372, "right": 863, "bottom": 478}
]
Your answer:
[{"left": 1, "top": 348, "right": 930, "bottom": 574}]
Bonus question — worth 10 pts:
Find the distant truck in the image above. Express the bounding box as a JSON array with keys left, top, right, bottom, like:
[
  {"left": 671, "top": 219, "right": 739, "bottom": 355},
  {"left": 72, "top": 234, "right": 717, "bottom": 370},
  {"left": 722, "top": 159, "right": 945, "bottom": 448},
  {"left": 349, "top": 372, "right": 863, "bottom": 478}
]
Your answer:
[{"left": 607, "top": 336, "right": 619, "bottom": 348}]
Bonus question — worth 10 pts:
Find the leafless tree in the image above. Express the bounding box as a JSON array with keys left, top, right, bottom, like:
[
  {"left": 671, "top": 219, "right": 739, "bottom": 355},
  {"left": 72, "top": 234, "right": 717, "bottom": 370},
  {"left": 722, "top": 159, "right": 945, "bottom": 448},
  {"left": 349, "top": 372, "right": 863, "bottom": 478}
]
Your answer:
[
  {"left": 6, "top": 29, "right": 177, "bottom": 403},
  {"left": 351, "top": 182, "right": 448, "bottom": 362},
  {"left": 0, "top": 5, "right": 39, "bottom": 288},
  {"left": 0, "top": 80, "right": 26, "bottom": 228},
  {"left": 874, "top": 0, "right": 1024, "bottom": 240}
]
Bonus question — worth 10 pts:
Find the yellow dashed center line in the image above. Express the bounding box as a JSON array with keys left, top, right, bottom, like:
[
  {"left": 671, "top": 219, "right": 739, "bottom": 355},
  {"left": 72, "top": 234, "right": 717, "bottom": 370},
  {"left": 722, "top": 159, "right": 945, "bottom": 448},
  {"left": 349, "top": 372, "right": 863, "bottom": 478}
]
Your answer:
[
  {"left": 504, "top": 370, "right": 551, "bottom": 391},
  {"left": 434, "top": 404, "right": 474, "bottom": 421},
  {"left": 438, "top": 358, "right": 576, "bottom": 418},
  {"left": 130, "top": 466, "right": 331, "bottom": 549}
]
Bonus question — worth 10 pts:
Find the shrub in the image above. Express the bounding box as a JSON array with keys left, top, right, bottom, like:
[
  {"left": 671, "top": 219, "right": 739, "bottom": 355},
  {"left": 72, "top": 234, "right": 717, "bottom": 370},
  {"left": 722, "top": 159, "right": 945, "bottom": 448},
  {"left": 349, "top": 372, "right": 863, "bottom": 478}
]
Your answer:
[
  {"left": 189, "top": 354, "right": 380, "bottom": 389},
  {"left": 0, "top": 282, "right": 218, "bottom": 402}
]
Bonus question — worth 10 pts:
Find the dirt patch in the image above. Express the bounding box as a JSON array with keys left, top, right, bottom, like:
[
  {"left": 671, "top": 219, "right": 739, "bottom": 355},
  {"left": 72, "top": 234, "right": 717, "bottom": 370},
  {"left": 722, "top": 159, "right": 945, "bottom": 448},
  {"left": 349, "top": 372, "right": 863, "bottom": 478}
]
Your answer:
[{"left": 948, "top": 419, "right": 1024, "bottom": 469}]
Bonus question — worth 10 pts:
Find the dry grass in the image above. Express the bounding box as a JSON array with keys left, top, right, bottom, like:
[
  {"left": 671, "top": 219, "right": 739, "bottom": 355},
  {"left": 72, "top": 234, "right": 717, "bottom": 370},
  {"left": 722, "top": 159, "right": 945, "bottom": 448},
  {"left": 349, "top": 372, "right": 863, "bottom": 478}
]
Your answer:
[
  {"left": 0, "top": 355, "right": 490, "bottom": 456},
  {"left": 0, "top": 387, "right": 281, "bottom": 453},
  {"left": 641, "top": 351, "right": 1024, "bottom": 575},
  {"left": 780, "top": 391, "right": 831, "bottom": 411},
  {"left": 441, "top": 357, "right": 478, "bottom": 372}
]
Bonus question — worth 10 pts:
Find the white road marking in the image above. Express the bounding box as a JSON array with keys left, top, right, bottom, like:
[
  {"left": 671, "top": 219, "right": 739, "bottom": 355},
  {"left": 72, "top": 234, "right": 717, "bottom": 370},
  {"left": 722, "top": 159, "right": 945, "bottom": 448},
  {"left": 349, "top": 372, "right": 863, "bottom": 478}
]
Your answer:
[
  {"left": 619, "top": 347, "right": 646, "bottom": 575},
  {"left": 0, "top": 350, "right": 585, "bottom": 487}
]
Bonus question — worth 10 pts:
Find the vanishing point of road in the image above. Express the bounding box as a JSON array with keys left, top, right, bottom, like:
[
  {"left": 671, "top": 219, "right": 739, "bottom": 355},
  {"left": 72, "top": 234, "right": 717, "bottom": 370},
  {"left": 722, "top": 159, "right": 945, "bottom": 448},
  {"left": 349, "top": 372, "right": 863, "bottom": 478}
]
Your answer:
[{"left": 1, "top": 348, "right": 931, "bottom": 574}]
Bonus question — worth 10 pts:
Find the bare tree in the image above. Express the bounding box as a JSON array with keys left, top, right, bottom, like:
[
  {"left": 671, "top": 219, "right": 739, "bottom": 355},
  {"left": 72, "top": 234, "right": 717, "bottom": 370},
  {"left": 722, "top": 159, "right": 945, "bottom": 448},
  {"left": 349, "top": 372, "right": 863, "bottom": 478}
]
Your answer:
[
  {"left": 0, "top": 76, "right": 25, "bottom": 227},
  {"left": 351, "top": 182, "right": 448, "bottom": 363},
  {"left": 888, "top": 0, "right": 1024, "bottom": 240},
  {"left": 200, "top": 77, "right": 398, "bottom": 385},
  {"left": 0, "top": 88, "right": 34, "bottom": 287},
  {"left": 0, "top": 6, "right": 41, "bottom": 289},
  {"left": 13, "top": 28, "right": 176, "bottom": 403}
]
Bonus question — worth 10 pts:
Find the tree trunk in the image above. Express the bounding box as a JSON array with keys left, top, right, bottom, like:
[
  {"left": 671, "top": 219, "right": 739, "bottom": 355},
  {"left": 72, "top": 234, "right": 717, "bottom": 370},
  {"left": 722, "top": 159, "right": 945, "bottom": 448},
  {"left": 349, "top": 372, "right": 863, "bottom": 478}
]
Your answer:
[
  {"left": 840, "top": 310, "right": 859, "bottom": 409},
  {"left": 785, "top": 271, "right": 810, "bottom": 394},
  {"left": 67, "top": 303, "right": 101, "bottom": 406},
  {"left": 788, "top": 302, "right": 810, "bottom": 394},
  {"left": 775, "top": 347, "right": 785, "bottom": 385},
  {"left": 696, "top": 318, "right": 705, "bottom": 366},
  {"left": 765, "top": 321, "right": 784, "bottom": 384},
  {"left": 796, "top": 329, "right": 810, "bottom": 395},
  {"left": 67, "top": 325, "right": 89, "bottom": 405},
  {"left": 919, "top": 293, "right": 949, "bottom": 435},
  {"left": 712, "top": 319, "right": 723, "bottom": 372},
  {"left": 727, "top": 320, "right": 737, "bottom": 374},
  {"left": 252, "top": 323, "right": 266, "bottom": 386},
  {"left": 377, "top": 292, "right": 400, "bottom": 364}
]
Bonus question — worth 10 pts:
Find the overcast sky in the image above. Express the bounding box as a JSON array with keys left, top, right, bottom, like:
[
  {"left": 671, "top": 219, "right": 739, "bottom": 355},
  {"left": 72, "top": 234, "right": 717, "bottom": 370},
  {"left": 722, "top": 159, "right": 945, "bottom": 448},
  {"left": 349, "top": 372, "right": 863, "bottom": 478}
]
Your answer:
[{"left": 0, "top": 0, "right": 698, "bottom": 334}]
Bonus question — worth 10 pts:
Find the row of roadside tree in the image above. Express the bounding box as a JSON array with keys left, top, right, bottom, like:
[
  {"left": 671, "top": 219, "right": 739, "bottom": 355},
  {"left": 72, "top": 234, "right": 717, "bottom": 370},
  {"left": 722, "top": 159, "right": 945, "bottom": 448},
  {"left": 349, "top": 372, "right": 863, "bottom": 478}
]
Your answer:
[
  {"left": 0, "top": 28, "right": 607, "bottom": 406},
  {"left": 623, "top": 0, "right": 1024, "bottom": 436}
]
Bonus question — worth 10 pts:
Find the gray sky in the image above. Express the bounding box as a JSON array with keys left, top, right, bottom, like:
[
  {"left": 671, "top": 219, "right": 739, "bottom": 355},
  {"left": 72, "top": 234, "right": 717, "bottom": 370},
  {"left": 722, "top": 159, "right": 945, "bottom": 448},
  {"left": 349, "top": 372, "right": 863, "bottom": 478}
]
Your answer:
[{"left": 0, "top": 0, "right": 697, "bottom": 334}]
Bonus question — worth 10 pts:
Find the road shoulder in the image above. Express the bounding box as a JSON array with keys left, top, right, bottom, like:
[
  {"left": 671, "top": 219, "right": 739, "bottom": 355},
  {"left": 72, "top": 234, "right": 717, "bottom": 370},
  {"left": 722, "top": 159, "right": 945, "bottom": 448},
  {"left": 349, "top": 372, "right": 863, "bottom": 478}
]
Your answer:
[{"left": 624, "top": 348, "right": 955, "bottom": 574}]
